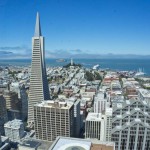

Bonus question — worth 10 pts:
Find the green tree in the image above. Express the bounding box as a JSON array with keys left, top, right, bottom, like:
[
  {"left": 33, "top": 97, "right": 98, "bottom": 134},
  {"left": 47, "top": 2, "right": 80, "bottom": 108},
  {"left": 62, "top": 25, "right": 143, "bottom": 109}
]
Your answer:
[
  {"left": 85, "top": 71, "right": 94, "bottom": 81},
  {"left": 94, "top": 71, "right": 102, "bottom": 80}
]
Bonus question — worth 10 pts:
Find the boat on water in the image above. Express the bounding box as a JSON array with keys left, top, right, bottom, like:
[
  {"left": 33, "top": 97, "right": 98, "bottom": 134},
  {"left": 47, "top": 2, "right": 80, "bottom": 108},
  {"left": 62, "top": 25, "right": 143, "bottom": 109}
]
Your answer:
[
  {"left": 93, "top": 64, "right": 100, "bottom": 70},
  {"left": 134, "top": 68, "right": 145, "bottom": 77}
]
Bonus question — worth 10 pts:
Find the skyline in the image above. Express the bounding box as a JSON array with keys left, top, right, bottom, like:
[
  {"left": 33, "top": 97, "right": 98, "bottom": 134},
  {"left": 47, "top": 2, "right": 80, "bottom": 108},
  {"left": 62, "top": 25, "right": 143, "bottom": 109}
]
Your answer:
[{"left": 0, "top": 0, "right": 150, "bottom": 58}]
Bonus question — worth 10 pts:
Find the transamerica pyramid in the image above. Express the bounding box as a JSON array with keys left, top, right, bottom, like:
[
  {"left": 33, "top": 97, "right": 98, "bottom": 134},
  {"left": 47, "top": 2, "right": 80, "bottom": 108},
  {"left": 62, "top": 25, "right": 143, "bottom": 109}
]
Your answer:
[{"left": 28, "top": 12, "right": 50, "bottom": 127}]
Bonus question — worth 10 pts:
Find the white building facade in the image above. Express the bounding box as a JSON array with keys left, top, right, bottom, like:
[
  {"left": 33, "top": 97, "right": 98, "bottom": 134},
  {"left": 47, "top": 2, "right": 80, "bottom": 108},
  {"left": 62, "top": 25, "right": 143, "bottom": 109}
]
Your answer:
[
  {"left": 94, "top": 92, "right": 107, "bottom": 114},
  {"left": 28, "top": 12, "right": 50, "bottom": 126},
  {"left": 111, "top": 98, "right": 150, "bottom": 150},
  {"left": 85, "top": 113, "right": 105, "bottom": 140},
  {"left": 4, "top": 119, "right": 24, "bottom": 142},
  {"left": 105, "top": 107, "right": 112, "bottom": 141},
  {"left": 138, "top": 89, "right": 150, "bottom": 105}
]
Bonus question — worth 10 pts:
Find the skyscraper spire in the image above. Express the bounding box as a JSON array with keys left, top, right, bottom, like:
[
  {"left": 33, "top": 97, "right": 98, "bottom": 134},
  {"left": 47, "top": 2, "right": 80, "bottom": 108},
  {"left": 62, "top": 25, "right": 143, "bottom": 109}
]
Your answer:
[{"left": 34, "top": 12, "right": 42, "bottom": 37}]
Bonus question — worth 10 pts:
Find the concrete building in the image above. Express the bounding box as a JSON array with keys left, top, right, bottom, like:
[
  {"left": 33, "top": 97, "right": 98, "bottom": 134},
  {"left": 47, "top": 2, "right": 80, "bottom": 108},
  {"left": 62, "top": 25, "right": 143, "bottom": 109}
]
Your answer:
[
  {"left": 138, "top": 88, "right": 150, "bottom": 105},
  {"left": 111, "top": 81, "right": 121, "bottom": 91},
  {"left": 34, "top": 100, "right": 74, "bottom": 141},
  {"left": 73, "top": 99, "right": 81, "bottom": 138},
  {"left": 94, "top": 92, "right": 107, "bottom": 113},
  {"left": 0, "top": 133, "right": 1, "bottom": 147},
  {"left": 3, "top": 90, "right": 19, "bottom": 110},
  {"left": 18, "top": 140, "right": 41, "bottom": 150},
  {"left": 10, "top": 82, "right": 19, "bottom": 93},
  {"left": 18, "top": 85, "right": 28, "bottom": 121},
  {"left": 3, "top": 90, "right": 21, "bottom": 120},
  {"left": 18, "top": 139, "right": 52, "bottom": 150},
  {"left": 111, "top": 98, "right": 150, "bottom": 150},
  {"left": 105, "top": 107, "right": 112, "bottom": 141},
  {"left": 4, "top": 119, "right": 25, "bottom": 142},
  {"left": 28, "top": 12, "right": 50, "bottom": 126},
  {"left": 125, "top": 86, "right": 138, "bottom": 99},
  {"left": 49, "top": 136, "right": 115, "bottom": 150},
  {"left": 85, "top": 113, "right": 105, "bottom": 140},
  {"left": 0, "top": 136, "right": 10, "bottom": 150},
  {"left": 0, "top": 95, "right": 8, "bottom": 135},
  {"left": 66, "top": 98, "right": 81, "bottom": 138}
]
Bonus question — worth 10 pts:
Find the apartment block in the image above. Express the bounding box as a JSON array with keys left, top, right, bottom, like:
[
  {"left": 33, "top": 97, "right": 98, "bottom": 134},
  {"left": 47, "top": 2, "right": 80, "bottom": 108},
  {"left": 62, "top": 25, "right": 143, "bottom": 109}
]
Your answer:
[{"left": 34, "top": 100, "right": 74, "bottom": 141}]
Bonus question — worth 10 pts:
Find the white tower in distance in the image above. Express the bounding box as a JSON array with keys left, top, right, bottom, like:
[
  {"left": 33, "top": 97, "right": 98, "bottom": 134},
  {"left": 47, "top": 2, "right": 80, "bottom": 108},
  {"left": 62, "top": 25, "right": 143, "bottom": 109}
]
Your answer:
[
  {"left": 28, "top": 12, "right": 50, "bottom": 127},
  {"left": 71, "top": 58, "right": 73, "bottom": 66}
]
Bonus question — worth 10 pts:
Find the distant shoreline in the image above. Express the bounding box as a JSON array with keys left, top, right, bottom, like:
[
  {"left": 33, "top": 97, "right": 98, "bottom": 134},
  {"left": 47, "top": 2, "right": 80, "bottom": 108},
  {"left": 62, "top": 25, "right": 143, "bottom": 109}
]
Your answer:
[{"left": 0, "top": 58, "right": 150, "bottom": 75}]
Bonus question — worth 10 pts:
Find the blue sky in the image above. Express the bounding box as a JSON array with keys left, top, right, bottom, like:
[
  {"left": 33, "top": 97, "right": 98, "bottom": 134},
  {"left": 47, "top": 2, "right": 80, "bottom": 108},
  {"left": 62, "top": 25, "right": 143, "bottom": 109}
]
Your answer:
[{"left": 0, "top": 0, "right": 150, "bottom": 58}]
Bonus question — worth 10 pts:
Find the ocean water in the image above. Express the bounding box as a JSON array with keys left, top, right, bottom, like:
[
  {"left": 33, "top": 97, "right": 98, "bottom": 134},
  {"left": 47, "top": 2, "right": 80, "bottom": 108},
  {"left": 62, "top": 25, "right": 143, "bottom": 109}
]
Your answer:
[{"left": 0, "top": 58, "right": 150, "bottom": 76}]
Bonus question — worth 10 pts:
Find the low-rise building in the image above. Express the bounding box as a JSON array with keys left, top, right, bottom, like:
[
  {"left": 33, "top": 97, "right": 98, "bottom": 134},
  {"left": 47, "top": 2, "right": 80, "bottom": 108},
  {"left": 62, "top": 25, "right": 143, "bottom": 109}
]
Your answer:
[
  {"left": 49, "top": 136, "right": 115, "bottom": 150},
  {"left": 18, "top": 140, "right": 41, "bottom": 150},
  {"left": 0, "top": 136, "right": 10, "bottom": 150},
  {"left": 4, "top": 119, "right": 25, "bottom": 142},
  {"left": 138, "top": 88, "right": 150, "bottom": 105}
]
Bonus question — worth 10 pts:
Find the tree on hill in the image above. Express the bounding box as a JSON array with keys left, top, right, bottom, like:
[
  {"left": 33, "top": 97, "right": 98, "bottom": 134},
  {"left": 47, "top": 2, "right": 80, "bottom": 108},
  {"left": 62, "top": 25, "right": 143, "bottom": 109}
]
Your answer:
[
  {"left": 94, "top": 71, "right": 102, "bottom": 81},
  {"left": 63, "top": 63, "right": 82, "bottom": 68},
  {"left": 85, "top": 71, "right": 94, "bottom": 81}
]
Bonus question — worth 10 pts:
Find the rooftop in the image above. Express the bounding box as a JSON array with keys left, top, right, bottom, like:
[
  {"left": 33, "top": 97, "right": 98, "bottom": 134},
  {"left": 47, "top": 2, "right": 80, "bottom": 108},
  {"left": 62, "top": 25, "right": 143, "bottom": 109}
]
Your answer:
[
  {"left": 138, "top": 89, "right": 150, "bottom": 98},
  {"left": 49, "top": 137, "right": 91, "bottom": 150},
  {"left": 35, "top": 100, "right": 73, "bottom": 109},
  {"left": 20, "top": 140, "right": 41, "bottom": 148},
  {"left": 4, "top": 119, "right": 23, "bottom": 129},
  {"left": 106, "top": 108, "right": 113, "bottom": 116},
  {"left": 49, "top": 137, "right": 115, "bottom": 150},
  {"left": 86, "top": 113, "right": 103, "bottom": 121}
]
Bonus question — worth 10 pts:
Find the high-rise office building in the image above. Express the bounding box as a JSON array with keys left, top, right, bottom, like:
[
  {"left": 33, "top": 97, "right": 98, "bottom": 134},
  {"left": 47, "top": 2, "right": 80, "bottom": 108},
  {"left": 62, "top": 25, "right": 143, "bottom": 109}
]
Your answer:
[
  {"left": 94, "top": 92, "right": 107, "bottom": 114},
  {"left": 105, "top": 107, "right": 112, "bottom": 141},
  {"left": 85, "top": 113, "right": 105, "bottom": 141},
  {"left": 28, "top": 12, "right": 50, "bottom": 126},
  {"left": 3, "top": 90, "right": 21, "bottom": 120},
  {"left": 0, "top": 95, "right": 8, "bottom": 135},
  {"left": 3, "top": 90, "right": 19, "bottom": 110},
  {"left": 73, "top": 99, "right": 81, "bottom": 138},
  {"left": 0, "top": 95, "right": 7, "bottom": 135},
  {"left": 111, "top": 98, "right": 150, "bottom": 150},
  {"left": 0, "top": 132, "right": 1, "bottom": 147},
  {"left": 34, "top": 100, "right": 74, "bottom": 141},
  {"left": 18, "top": 85, "right": 28, "bottom": 121},
  {"left": 66, "top": 98, "right": 82, "bottom": 138}
]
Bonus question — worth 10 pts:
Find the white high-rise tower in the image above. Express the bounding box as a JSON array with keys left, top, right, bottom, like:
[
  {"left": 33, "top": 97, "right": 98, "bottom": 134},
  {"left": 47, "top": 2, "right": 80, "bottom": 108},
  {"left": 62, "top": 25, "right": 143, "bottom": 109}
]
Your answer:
[
  {"left": 28, "top": 12, "right": 50, "bottom": 126},
  {"left": 71, "top": 58, "right": 73, "bottom": 66}
]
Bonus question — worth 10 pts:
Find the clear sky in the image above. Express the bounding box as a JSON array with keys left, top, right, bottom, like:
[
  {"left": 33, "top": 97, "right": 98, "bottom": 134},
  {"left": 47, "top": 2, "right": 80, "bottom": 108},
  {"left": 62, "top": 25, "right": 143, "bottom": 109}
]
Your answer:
[{"left": 0, "top": 0, "right": 150, "bottom": 58}]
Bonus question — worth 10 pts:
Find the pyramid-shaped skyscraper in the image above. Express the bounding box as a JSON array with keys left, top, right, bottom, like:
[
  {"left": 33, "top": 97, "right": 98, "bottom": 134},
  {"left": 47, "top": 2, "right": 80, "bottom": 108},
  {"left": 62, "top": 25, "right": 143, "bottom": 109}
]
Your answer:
[{"left": 28, "top": 12, "right": 50, "bottom": 126}]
